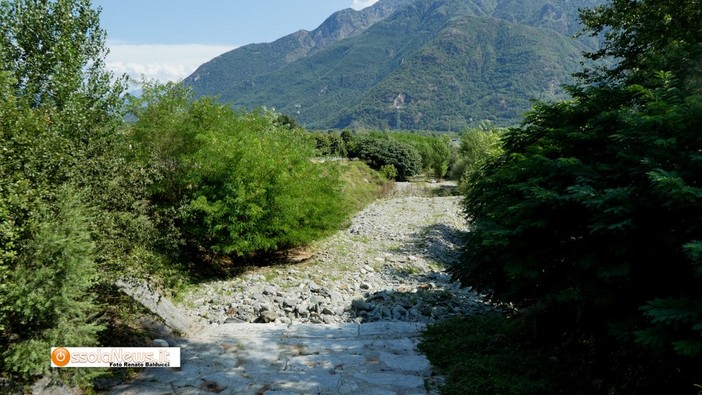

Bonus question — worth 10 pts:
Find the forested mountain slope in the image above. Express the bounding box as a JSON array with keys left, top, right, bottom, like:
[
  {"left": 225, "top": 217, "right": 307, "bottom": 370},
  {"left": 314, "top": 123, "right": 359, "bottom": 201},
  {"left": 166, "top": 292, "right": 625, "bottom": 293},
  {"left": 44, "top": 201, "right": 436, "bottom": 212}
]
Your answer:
[{"left": 184, "top": 0, "right": 605, "bottom": 129}]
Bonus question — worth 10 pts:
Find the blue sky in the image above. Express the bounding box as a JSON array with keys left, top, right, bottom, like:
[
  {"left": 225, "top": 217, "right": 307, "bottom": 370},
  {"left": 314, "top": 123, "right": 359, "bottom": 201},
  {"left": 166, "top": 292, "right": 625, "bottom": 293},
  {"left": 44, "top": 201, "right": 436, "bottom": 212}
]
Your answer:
[{"left": 95, "top": 0, "right": 379, "bottom": 83}]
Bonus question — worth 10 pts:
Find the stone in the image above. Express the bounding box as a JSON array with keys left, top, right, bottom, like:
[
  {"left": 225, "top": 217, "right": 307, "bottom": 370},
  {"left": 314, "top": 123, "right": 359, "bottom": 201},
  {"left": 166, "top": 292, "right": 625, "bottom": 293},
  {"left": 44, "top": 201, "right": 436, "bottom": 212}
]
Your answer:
[
  {"left": 108, "top": 382, "right": 175, "bottom": 395},
  {"left": 328, "top": 291, "right": 343, "bottom": 302},
  {"left": 353, "top": 372, "right": 424, "bottom": 389},
  {"left": 252, "top": 293, "right": 268, "bottom": 302},
  {"left": 263, "top": 285, "right": 278, "bottom": 295},
  {"left": 283, "top": 297, "right": 298, "bottom": 308},
  {"left": 338, "top": 379, "right": 360, "bottom": 394},
  {"left": 308, "top": 281, "right": 321, "bottom": 292},
  {"left": 151, "top": 339, "right": 169, "bottom": 347},
  {"left": 93, "top": 377, "right": 123, "bottom": 391},
  {"left": 378, "top": 351, "right": 431, "bottom": 374},
  {"left": 351, "top": 299, "right": 372, "bottom": 311},
  {"left": 258, "top": 310, "right": 278, "bottom": 323},
  {"left": 359, "top": 321, "right": 425, "bottom": 336},
  {"left": 309, "top": 295, "right": 324, "bottom": 305},
  {"left": 392, "top": 306, "right": 406, "bottom": 320},
  {"left": 379, "top": 306, "right": 391, "bottom": 318},
  {"left": 240, "top": 311, "right": 257, "bottom": 323},
  {"left": 115, "top": 278, "right": 191, "bottom": 334}
]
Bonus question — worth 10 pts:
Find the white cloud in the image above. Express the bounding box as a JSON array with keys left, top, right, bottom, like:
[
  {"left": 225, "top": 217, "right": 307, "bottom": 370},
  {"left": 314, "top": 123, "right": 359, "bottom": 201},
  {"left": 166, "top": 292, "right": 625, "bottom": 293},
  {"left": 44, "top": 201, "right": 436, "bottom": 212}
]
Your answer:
[
  {"left": 105, "top": 42, "right": 236, "bottom": 84},
  {"left": 351, "top": 0, "right": 379, "bottom": 10}
]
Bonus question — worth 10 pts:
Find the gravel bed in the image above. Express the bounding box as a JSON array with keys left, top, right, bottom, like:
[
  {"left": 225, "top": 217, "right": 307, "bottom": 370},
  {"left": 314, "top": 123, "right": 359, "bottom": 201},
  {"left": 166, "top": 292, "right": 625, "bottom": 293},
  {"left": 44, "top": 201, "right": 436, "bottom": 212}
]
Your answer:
[{"left": 178, "top": 182, "right": 489, "bottom": 326}]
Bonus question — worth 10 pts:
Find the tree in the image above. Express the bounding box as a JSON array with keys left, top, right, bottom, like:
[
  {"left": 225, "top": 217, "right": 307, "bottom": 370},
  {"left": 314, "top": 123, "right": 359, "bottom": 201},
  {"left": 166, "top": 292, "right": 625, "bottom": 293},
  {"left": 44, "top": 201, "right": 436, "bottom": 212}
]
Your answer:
[
  {"left": 128, "top": 83, "right": 349, "bottom": 258},
  {"left": 0, "top": 0, "right": 148, "bottom": 386},
  {"left": 0, "top": 0, "right": 126, "bottom": 129},
  {"left": 454, "top": 0, "right": 702, "bottom": 390},
  {"left": 1, "top": 186, "right": 102, "bottom": 378},
  {"left": 349, "top": 135, "right": 422, "bottom": 181},
  {"left": 452, "top": 126, "right": 503, "bottom": 184},
  {"left": 578, "top": 0, "right": 702, "bottom": 88},
  {"left": 429, "top": 136, "right": 452, "bottom": 179}
]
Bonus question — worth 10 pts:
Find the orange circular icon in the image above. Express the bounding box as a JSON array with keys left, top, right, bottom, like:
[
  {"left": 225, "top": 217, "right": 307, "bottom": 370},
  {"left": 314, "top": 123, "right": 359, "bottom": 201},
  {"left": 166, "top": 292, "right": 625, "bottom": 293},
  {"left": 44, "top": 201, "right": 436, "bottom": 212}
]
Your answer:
[{"left": 51, "top": 347, "right": 70, "bottom": 367}]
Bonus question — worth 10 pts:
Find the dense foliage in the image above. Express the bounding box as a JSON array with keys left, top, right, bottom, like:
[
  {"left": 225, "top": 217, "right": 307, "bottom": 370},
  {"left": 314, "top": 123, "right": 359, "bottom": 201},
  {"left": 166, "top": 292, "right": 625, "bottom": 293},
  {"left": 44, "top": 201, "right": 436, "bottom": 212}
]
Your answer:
[
  {"left": 379, "top": 132, "right": 454, "bottom": 179},
  {"left": 0, "top": 1, "right": 385, "bottom": 388},
  {"left": 421, "top": 315, "right": 564, "bottom": 395},
  {"left": 451, "top": 124, "right": 504, "bottom": 184},
  {"left": 0, "top": 0, "right": 152, "bottom": 385},
  {"left": 347, "top": 135, "right": 423, "bottom": 181},
  {"left": 315, "top": 130, "right": 456, "bottom": 180},
  {"left": 128, "top": 83, "right": 350, "bottom": 258},
  {"left": 453, "top": 0, "right": 702, "bottom": 391}
]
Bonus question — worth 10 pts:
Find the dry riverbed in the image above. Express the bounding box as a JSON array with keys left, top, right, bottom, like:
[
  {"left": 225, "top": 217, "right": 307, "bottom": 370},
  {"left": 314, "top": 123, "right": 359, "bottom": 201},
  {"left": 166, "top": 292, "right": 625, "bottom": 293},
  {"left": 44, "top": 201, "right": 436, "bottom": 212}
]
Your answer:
[{"left": 105, "top": 181, "right": 488, "bottom": 395}]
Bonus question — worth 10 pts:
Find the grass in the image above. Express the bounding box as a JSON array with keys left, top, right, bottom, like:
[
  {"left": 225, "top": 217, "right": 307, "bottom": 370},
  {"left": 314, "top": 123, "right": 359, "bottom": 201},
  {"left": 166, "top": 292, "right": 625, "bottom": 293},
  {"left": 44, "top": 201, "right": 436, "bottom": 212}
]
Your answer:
[
  {"left": 335, "top": 160, "right": 392, "bottom": 215},
  {"left": 263, "top": 271, "right": 278, "bottom": 282},
  {"left": 419, "top": 312, "right": 702, "bottom": 394},
  {"left": 419, "top": 314, "right": 563, "bottom": 395},
  {"left": 349, "top": 235, "right": 371, "bottom": 244}
]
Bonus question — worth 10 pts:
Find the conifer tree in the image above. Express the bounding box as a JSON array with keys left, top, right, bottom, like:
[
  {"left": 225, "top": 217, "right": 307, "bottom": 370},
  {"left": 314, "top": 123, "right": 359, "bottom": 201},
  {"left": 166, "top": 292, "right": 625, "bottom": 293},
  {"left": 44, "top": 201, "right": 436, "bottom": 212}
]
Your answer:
[{"left": 455, "top": 0, "right": 702, "bottom": 386}]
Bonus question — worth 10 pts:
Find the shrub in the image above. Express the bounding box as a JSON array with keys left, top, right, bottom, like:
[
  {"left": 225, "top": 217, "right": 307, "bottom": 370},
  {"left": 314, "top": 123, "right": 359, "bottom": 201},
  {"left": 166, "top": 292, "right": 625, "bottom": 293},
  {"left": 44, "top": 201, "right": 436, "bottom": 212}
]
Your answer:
[
  {"left": 379, "top": 164, "right": 398, "bottom": 180},
  {"left": 377, "top": 132, "right": 457, "bottom": 178},
  {"left": 429, "top": 136, "right": 452, "bottom": 179},
  {"left": 452, "top": 0, "right": 702, "bottom": 389},
  {"left": 453, "top": 126, "right": 503, "bottom": 187},
  {"left": 0, "top": 186, "right": 102, "bottom": 383},
  {"left": 129, "top": 84, "right": 349, "bottom": 258},
  {"left": 186, "top": 112, "right": 346, "bottom": 256},
  {"left": 349, "top": 135, "right": 422, "bottom": 181}
]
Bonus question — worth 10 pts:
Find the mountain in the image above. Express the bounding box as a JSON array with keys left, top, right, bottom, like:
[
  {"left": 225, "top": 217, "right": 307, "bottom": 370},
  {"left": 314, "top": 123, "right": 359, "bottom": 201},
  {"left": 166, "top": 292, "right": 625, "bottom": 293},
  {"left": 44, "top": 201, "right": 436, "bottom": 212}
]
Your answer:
[
  {"left": 184, "top": 0, "right": 416, "bottom": 97},
  {"left": 183, "top": 0, "right": 605, "bottom": 130}
]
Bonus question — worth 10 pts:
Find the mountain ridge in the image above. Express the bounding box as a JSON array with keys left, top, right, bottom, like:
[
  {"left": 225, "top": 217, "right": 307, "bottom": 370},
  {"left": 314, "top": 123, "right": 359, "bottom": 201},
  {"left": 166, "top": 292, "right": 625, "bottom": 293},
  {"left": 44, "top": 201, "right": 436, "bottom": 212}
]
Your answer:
[
  {"left": 184, "top": 0, "right": 605, "bottom": 130},
  {"left": 184, "top": 0, "right": 417, "bottom": 93}
]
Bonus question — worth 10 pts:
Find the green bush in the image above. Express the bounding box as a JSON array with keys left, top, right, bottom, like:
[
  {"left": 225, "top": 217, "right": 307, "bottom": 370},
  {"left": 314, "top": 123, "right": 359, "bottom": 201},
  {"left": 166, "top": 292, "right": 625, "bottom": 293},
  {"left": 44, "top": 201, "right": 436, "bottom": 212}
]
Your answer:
[
  {"left": 0, "top": 1, "right": 169, "bottom": 386},
  {"left": 452, "top": 126, "right": 503, "bottom": 186},
  {"left": 1, "top": 187, "right": 102, "bottom": 379},
  {"left": 429, "top": 136, "right": 452, "bottom": 178},
  {"left": 376, "top": 131, "right": 457, "bottom": 178},
  {"left": 349, "top": 135, "right": 422, "bottom": 181},
  {"left": 313, "top": 131, "right": 348, "bottom": 157},
  {"left": 452, "top": 0, "right": 702, "bottom": 390},
  {"left": 129, "top": 84, "right": 349, "bottom": 258},
  {"left": 379, "top": 164, "right": 398, "bottom": 180},
  {"left": 187, "top": 112, "right": 346, "bottom": 256}
]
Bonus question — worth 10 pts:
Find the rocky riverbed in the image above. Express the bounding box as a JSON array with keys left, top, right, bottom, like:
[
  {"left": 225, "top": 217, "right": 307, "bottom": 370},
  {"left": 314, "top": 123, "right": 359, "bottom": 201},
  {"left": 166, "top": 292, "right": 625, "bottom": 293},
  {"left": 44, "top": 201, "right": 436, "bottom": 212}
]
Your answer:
[
  {"left": 178, "top": 182, "right": 489, "bottom": 328},
  {"left": 100, "top": 182, "right": 490, "bottom": 395}
]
